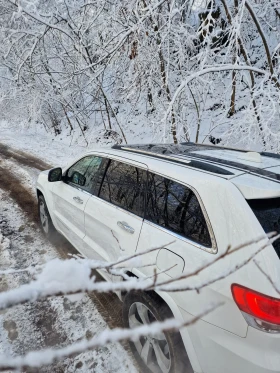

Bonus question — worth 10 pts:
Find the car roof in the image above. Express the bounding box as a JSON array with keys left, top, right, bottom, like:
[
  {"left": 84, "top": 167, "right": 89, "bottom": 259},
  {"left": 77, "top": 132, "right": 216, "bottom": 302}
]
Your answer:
[{"left": 86, "top": 142, "right": 280, "bottom": 199}]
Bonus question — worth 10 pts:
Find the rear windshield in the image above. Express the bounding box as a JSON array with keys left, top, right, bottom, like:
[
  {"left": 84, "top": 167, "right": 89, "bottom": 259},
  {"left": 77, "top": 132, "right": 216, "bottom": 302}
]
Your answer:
[{"left": 247, "top": 198, "right": 280, "bottom": 258}]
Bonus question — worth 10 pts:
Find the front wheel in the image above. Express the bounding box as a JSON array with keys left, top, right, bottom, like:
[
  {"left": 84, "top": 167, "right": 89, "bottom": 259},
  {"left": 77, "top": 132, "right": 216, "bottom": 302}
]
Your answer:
[
  {"left": 38, "top": 194, "right": 55, "bottom": 238},
  {"left": 122, "top": 291, "right": 193, "bottom": 373}
]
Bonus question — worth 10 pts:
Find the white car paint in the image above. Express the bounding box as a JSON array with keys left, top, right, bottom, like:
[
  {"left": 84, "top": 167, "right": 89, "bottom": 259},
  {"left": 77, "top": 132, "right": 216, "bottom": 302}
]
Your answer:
[
  {"left": 36, "top": 146, "right": 280, "bottom": 373},
  {"left": 191, "top": 149, "right": 280, "bottom": 169},
  {"left": 52, "top": 181, "right": 91, "bottom": 250}
]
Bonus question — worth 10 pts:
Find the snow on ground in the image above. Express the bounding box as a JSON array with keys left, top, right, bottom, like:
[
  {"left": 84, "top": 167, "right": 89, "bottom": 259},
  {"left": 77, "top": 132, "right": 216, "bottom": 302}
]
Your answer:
[
  {"left": 0, "top": 157, "right": 38, "bottom": 197},
  {"left": 0, "top": 132, "right": 139, "bottom": 371},
  {"left": 0, "top": 190, "right": 137, "bottom": 372},
  {"left": 0, "top": 117, "right": 151, "bottom": 168},
  {"left": 0, "top": 120, "right": 88, "bottom": 167}
]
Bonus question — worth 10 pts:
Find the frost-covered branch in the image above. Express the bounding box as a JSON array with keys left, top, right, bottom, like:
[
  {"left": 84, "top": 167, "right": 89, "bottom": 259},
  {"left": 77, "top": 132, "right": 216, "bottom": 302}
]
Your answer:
[
  {"left": 0, "top": 233, "right": 277, "bottom": 311},
  {"left": 7, "top": 0, "right": 76, "bottom": 42},
  {"left": 254, "top": 260, "right": 280, "bottom": 295},
  {"left": 0, "top": 302, "right": 221, "bottom": 371},
  {"left": 1, "top": 0, "right": 279, "bottom": 148}
]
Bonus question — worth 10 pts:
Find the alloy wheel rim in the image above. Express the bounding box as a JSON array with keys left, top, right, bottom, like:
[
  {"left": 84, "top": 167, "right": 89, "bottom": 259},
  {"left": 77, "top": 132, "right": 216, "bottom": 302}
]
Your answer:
[
  {"left": 128, "top": 302, "right": 171, "bottom": 373},
  {"left": 39, "top": 201, "right": 49, "bottom": 234}
]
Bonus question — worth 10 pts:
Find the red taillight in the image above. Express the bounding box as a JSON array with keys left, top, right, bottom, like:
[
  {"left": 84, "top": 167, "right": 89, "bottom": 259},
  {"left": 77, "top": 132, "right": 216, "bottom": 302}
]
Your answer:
[{"left": 232, "top": 284, "right": 280, "bottom": 326}]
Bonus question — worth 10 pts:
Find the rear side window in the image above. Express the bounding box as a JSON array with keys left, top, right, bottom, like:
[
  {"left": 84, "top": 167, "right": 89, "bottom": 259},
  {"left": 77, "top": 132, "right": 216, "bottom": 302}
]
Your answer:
[
  {"left": 99, "top": 160, "right": 146, "bottom": 217},
  {"left": 65, "top": 155, "right": 103, "bottom": 193},
  {"left": 145, "top": 173, "right": 212, "bottom": 247},
  {"left": 248, "top": 198, "right": 280, "bottom": 258}
]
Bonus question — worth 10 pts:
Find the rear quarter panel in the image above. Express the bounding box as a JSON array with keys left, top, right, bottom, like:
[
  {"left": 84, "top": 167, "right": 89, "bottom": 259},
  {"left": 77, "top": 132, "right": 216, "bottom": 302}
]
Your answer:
[{"left": 134, "top": 162, "right": 280, "bottom": 337}]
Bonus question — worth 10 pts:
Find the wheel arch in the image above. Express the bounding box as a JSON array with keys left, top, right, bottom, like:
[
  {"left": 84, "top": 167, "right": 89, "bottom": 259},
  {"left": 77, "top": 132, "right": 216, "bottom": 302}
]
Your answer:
[
  {"left": 124, "top": 269, "right": 202, "bottom": 373},
  {"left": 36, "top": 188, "right": 43, "bottom": 198},
  {"left": 36, "top": 187, "right": 57, "bottom": 231}
]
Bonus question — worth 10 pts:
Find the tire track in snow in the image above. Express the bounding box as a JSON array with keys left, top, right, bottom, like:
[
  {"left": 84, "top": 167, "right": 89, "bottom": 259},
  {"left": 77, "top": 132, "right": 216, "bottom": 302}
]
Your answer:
[
  {"left": 0, "top": 143, "right": 125, "bottom": 327},
  {"left": 0, "top": 143, "right": 52, "bottom": 171},
  {"left": 0, "top": 144, "right": 138, "bottom": 372},
  {"left": 0, "top": 191, "right": 69, "bottom": 372},
  {"left": 0, "top": 164, "right": 39, "bottom": 225}
]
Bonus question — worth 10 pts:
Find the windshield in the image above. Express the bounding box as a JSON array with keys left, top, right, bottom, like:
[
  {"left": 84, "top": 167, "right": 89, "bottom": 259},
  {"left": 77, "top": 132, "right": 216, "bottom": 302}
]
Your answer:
[{"left": 247, "top": 198, "right": 280, "bottom": 259}]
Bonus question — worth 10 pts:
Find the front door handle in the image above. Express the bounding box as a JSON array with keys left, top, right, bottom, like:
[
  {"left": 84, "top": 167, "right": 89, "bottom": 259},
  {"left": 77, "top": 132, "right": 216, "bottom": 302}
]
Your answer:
[
  {"left": 117, "top": 221, "right": 135, "bottom": 234},
  {"left": 73, "top": 196, "right": 83, "bottom": 204}
]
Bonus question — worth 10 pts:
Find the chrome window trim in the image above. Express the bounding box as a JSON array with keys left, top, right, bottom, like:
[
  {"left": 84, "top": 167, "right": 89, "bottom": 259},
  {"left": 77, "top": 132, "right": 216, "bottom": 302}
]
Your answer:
[
  {"left": 58, "top": 179, "right": 94, "bottom": 196},
  {"left": 105, "top": 156, "right": 148, "bottom": 171},
  {"left": 63, "top": 154, "right": 104, "bottom": 195},
  {"left": 119, "top": 147, "right": 192, "bottom": 165},
  {"left": 83, "top": 155, "right": 217, "bottom": 253},
  {"left": 143, "top": 220, "right": 214, "bottom": 253},
  {"left": 90, "top": 195, "right": 144, "bottom": 222},
  {"left": 145, "top": 170, "right": 218, "bottom": 254},
  {"left": 66, "top": 183, "right": 93, "bottom": 196},
  {"left": 96, "top": 158, "right": 147, "bottom": 219},
  {"left": 83, "top": 151, "right": 149, "bottom": 171}
]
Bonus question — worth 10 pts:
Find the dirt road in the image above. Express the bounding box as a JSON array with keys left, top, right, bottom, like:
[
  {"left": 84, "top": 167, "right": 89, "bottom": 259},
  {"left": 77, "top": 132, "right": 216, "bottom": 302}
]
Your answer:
[{"left": 0, "top": 143, "right": 137, "bottom": 372}]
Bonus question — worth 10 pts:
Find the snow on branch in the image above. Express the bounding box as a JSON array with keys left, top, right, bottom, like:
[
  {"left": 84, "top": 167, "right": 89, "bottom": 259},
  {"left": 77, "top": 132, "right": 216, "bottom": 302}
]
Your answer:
[
  {"left": 0, "top": 302, "right": 221, "bottom": 371},
  {"left": 1, "top": 0, "right": 280, "bottom": 148},
  {"left": 254, "top": 260, "right": 280, "bottom": 295},
  {"left": 0, "top": 227, "right": 278, "bottom": 370},
  {"left": 0, "top": 241, "right": 175, "bottom": 276},
  {"left": 0, "top": 233, "right": 278, "bottom": 311},
  {"left": 164, "top": 64, "right": 271, "bottom": 121},
  {"left": 7, "top": 0, "right": 75, "bottom": 42},
  {"left": 153, "top": 232, "right": 280, "bottom": 292}
]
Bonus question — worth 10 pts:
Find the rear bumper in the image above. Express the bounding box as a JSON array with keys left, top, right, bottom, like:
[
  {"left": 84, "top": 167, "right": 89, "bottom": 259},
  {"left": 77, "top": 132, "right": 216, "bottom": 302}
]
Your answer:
[{"left": 182, "top": 312, "right": 280, "bottom": 373}]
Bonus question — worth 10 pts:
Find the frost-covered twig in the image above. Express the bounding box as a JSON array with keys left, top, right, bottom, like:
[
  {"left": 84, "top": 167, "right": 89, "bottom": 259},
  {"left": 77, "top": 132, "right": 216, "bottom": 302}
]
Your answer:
[
  {"left": 164, "top": 64, "right": 270, "bottom": 121},
  {"left": 254, "top": 260, "right": 280, "bottom": 295},
  {"left": 0, "top": 302, "right": 222, "bottom": 371},
  {"left": 1, "top": 0, "right": 280, "bottom": 148},
  {"left": 0, "top": 241, "right": 174, "bottom": 277},
  {"left": 159, "top": 234, "right": 280, "bottom": 292},
  {"left": 0, "top": 233, "right": 277, "bottom": 311},
  {"left": 105, "top": 241, "right": 175, "bottom": 269},
  {"left": 148, "top": 233, "right": 279, "bottom": 289}
]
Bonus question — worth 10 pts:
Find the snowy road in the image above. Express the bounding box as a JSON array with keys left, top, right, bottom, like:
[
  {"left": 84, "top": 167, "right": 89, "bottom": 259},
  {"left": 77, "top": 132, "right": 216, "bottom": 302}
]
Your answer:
[{"left": 0, "top": 143, "right": 138, "bottom": 372}]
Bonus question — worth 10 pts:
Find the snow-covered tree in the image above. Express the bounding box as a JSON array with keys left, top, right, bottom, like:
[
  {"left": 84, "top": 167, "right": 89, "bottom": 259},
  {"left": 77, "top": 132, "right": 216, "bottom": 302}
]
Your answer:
[{"left": 0, "top": 0, "right": 279, "bottom": 150}]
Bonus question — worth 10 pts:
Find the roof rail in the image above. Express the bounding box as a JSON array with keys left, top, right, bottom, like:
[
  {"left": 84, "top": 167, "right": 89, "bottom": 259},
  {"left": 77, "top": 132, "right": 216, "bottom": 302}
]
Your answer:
[
  {"left": 180, "top": 142, "right": 250, "bottom": 153},
  {"left": 114, "top": 142, "right": 280, "bottom": 161},
  {"left": 112, "top": 143, "right": 280, "bottom": 182},
  {"left": 112, "top": 144, "right": 234, "bottom": 176},
  {"left": 261, "top": 152, "right": 280, "bottom": 160},
  {"left": 182, "top": 142, "right": 280, "bottom": 160}
]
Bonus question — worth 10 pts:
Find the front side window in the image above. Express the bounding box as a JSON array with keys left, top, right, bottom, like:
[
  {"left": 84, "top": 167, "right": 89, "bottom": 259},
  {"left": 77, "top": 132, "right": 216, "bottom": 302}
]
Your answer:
[
  {"left": 66, "top": 155, "right": 103, "bottom": 193},
  {"left": 145, "top": 173, "right": 212, "bottom": 247},
  {"left": 248, "top": 198, "right": 280, "bottom": 258},
  {"left": 99, "top": 160, "right": 146, "bottom": 217}
]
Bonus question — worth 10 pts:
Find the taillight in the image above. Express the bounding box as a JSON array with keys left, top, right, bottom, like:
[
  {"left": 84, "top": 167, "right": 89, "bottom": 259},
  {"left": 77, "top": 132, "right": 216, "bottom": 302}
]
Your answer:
[{"left": 232, "top": 284, "right": 280, "bottom": 333}]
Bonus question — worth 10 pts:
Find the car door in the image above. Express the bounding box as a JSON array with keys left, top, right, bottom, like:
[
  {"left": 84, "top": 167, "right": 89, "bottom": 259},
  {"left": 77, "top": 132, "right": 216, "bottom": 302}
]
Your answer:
[
  {"left": 135, "top": 171, "right": 214, "bottom": 277},
  {"left": 83, "top": 158, "right": 147, "bottom": 273},
  {"left": 135, "top": 171, "right": 231, "bottom": 326},
  {"left": 51, "top": 155, "right": 104, "bottom": 252}
]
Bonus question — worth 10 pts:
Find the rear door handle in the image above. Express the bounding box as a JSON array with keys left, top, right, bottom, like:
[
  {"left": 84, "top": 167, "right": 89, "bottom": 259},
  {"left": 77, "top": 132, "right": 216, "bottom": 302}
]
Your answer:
[
  {"left": 117, "top": 221, "right": 135, "bottom": 234},
  {"left": 73, "top": 196, "right": 83, "bottom": 204}
]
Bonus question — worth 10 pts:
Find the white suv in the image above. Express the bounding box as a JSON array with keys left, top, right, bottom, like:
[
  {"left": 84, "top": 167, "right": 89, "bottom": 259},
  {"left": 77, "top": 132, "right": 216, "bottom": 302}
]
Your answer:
[{"left": 36, "top": 143, "right": 280, "bottom": 373}]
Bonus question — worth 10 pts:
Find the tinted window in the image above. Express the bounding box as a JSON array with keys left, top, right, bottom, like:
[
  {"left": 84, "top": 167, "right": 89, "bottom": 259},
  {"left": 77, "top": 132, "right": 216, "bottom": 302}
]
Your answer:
[
  {"left": 66, "top": 156, "right": 103, "bottom": 193},
  {"left": 99, "top": 160, "right": 145, "bottom": 217},
  {"left": 248, "top": 198, "right": 280, "bottom": 258},
  {"left": 146, "top": 173, "right": 212, "bottom": 247}
]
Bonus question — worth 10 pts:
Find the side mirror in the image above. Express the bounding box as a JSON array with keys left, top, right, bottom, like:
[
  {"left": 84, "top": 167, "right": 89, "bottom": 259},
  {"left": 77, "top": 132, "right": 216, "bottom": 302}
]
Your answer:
[
  {"left": 71, "top": 171, "right": 86, "bottom": 186},
  {"left": 48, "top": 167, "right": 62, "bottom": 182}
]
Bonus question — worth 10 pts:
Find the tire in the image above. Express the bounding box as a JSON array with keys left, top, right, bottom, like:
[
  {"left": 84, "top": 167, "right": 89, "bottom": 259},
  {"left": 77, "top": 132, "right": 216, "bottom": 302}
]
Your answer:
[
  {"left": 38, "top": 194, "right": 56, "bottom": 238},
  {"left": 122, "top": 291, "right": 193, "bottom": 373}
]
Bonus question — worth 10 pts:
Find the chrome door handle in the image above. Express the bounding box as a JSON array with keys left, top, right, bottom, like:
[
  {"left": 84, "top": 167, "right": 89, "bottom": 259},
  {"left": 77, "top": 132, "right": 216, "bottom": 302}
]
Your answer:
[
  {"left": 117, "top": 221, "right": 135, "bottom": 234},
  {"left": 73, "top": 196, "right": 83, "bottom": 204}
]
